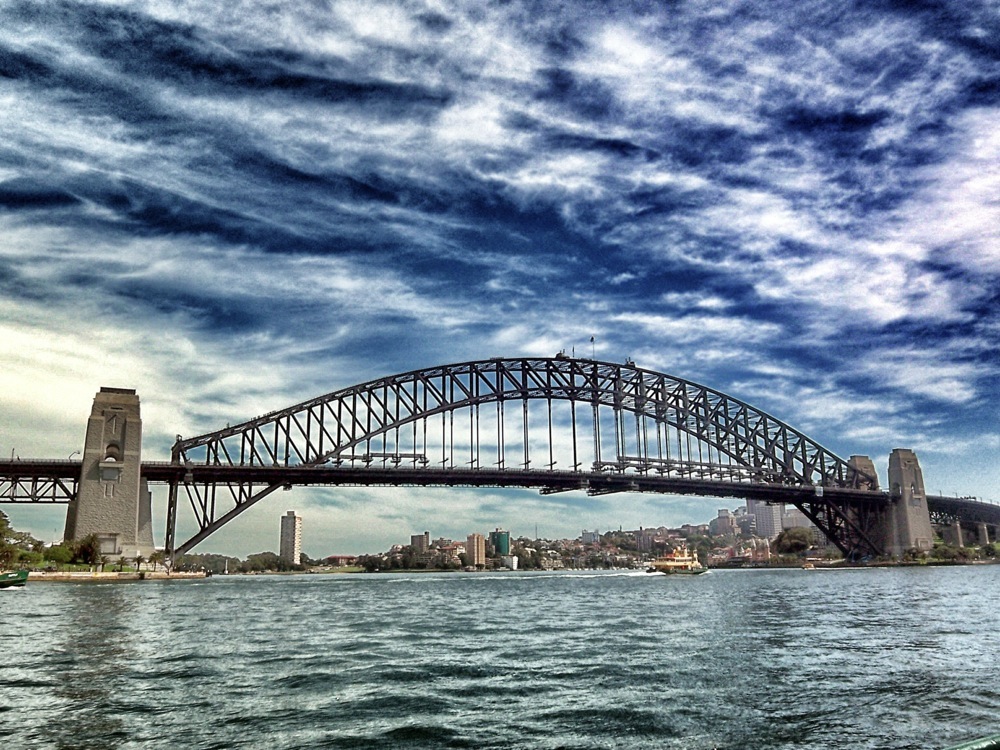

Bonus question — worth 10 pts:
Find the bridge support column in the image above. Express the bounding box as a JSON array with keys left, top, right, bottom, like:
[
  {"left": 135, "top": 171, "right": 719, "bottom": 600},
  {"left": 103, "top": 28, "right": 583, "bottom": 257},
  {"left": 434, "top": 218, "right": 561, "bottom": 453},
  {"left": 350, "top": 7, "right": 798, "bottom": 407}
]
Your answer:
[
  {"left": 63, "top": 388, "right": 155, "bottom": 559},
  {"left": 978, "top": 522, "right": 990, "bottom": 547},
  {"left": 946, "top": 521, "right": 964, "bottom": 547},
  {"left": 886, "top": 448, "right": 935, "bottom": 558}
]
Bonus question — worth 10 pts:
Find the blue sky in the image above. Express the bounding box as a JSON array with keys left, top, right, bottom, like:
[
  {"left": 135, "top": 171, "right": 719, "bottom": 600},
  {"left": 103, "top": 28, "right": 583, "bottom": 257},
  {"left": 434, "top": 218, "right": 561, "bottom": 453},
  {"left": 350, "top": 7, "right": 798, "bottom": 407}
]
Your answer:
[{"left": 2, "top": 0, "right": 998, "bottom": 557}]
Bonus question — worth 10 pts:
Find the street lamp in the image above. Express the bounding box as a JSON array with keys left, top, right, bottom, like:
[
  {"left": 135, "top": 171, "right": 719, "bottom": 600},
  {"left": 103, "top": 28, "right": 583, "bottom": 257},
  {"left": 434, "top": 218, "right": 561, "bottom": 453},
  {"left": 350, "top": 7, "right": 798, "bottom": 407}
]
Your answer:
[{"left": 68, "top": 450, "right": 81, "bottom": 460}]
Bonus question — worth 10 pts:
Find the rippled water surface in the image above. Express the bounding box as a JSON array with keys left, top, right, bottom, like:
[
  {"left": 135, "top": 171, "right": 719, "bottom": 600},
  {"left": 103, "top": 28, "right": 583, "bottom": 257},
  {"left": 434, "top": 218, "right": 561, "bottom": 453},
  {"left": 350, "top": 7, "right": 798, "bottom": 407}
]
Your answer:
[{"left": 2, "top": 567, "right": 998, "bottom": 749}]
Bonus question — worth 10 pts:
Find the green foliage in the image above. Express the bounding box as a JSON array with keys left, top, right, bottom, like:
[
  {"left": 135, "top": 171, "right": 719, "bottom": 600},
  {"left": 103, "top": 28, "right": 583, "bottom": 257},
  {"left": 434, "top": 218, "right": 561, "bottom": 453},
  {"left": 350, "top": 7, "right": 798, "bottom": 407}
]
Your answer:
[
  {"left": 508, "top": 544, "right": 541, "bottom": 569},
  {"left": 44, "top": 544, "right": 74, "bottom": 565},
  {"left": 72, "top": 535, "right": 102, "bottom": 565},
  {"left": 17, "top": 550, "right": 44, "bottom": 566},
  {"left": 0, "top": 541, "right": 15, "bottom": 569},
  {"left": 774, "top": 527, "right": 813, "bottom": 555},
  {"left": 173, "top": 553, "right": 240, "bottom": 575},
  {"left": 148, "top": 551, "right": 166, "bottom": 571},
  {"left": 240, "top": 551, "right": 300, "bottom": 573},
  {"left": 0, "top": 510, "right": 47, "bottom": 568},
  {"left": 930, "top": 543, "right": 977, "bottom": 562},
  {"left": 356, "top": 554, "right": 384, "bottom": 572},
  {"left": 603, "top": 532, "right": 638, "bottom": 552}
]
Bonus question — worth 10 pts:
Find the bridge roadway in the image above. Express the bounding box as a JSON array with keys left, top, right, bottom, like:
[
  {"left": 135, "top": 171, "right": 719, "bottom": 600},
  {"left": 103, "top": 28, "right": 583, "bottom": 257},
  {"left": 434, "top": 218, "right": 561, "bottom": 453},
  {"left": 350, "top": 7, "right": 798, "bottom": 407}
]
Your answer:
[{"left": 3, "top": 458, "right": 998, "bottom": 529}]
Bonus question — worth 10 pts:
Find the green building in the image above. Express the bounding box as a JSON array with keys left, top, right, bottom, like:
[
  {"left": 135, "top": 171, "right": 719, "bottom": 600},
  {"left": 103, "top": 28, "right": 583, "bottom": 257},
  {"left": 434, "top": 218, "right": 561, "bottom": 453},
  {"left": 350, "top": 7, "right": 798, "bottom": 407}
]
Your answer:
[{"left": 489, "top": 528, "right": 510, "bottom": 556}]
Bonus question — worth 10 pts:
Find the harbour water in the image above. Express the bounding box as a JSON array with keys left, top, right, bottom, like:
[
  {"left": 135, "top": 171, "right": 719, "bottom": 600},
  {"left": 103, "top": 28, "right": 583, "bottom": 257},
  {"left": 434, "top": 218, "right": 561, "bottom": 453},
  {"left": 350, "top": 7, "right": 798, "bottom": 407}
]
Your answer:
[{"left": 2, "top": 566, "right": 998, "bottom": 749}]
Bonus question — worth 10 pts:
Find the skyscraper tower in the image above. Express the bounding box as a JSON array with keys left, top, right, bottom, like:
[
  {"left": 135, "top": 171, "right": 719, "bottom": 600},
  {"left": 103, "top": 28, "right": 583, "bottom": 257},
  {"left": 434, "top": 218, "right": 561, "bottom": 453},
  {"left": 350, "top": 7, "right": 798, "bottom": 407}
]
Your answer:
[
  {"left": 489, "top": 528, "right": 510, "bottom": 555},
  {"left": 279, "top": 510, "right": 302, "bottom": 565},
  {"left": 410, "top": 531, "right": 430, "bottom": 551},
  {"left": 747, "top": 499, "right": 783, "bottom": 540},
  {"left": 467, "top": 533, "right": 486, "bottom": 568}
]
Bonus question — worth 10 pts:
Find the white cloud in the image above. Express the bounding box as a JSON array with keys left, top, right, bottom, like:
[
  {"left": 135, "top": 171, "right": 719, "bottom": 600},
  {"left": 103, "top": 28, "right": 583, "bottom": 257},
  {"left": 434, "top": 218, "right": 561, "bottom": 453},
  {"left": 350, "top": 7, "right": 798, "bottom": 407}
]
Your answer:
[
  {"left": 612, "top": 311, "right": 783, "bottom": 346},
  {"left": 895, "top": 108, "right": 1000, "bottom": 273}
]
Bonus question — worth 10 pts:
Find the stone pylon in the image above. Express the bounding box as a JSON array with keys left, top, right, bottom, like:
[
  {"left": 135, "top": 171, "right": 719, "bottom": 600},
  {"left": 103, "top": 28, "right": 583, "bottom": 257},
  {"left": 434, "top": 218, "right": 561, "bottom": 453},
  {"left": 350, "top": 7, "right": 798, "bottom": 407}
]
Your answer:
[
  {"left": 63, "top": 388, "right": 155, "bottom": 558},
  {"left": 886, "top": 448, "right": 935, "bottom": 557}
]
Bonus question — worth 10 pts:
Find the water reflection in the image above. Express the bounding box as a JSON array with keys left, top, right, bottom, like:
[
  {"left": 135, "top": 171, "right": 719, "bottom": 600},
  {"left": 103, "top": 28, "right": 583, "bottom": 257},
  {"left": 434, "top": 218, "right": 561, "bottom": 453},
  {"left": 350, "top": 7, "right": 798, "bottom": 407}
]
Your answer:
[{"left": 45, "top": 585, "right": 135, "bottom": 749}]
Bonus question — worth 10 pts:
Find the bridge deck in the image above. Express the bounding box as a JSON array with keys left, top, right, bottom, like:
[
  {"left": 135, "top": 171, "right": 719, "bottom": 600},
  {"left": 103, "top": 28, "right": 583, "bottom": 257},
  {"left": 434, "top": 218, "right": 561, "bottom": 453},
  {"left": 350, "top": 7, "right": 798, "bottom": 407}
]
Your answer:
[
  {"left": 2, "top": 457, "right": 884, "bottom": 502},
  {"left": 3, "top": 459, "right": 997, "bottom": 527}
]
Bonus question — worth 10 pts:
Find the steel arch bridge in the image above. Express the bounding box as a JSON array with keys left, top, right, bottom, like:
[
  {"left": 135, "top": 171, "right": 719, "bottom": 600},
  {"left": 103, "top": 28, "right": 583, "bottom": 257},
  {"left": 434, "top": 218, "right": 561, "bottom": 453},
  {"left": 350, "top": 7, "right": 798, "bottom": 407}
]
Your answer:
[{"left": 165, "top": 357, "right": 890, "bottom": 558}]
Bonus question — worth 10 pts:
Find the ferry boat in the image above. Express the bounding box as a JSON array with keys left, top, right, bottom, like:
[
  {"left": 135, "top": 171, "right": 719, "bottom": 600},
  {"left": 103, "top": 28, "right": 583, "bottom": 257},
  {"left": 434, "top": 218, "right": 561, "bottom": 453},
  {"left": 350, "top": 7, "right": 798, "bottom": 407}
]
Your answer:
[
  {"left": 0, "top": 570, "right": 29, "bottom": 589},
  {"left": 646, "top": 547, "right": 707, "bottom": 575}
]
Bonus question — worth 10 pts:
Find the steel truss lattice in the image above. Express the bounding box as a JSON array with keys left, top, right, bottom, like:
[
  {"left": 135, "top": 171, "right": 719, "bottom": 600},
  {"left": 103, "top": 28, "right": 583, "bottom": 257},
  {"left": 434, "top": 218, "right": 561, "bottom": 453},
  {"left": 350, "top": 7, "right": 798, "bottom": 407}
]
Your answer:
[
  {"left": 0, "top": 460, "right": 79, "bottom": 503},
  {"left": 166, "top": 357, "right": 884, "bottom": 557}
]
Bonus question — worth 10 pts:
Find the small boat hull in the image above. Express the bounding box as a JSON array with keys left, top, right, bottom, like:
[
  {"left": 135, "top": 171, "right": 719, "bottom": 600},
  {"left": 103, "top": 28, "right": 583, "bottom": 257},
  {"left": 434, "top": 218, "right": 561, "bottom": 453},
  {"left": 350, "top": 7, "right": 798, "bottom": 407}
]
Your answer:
[
  {"left": 941, "top": 734, "right": 1000, "bottom": 750},
  {"left": 646, "top": 566, "right": 708, "bottom": 575},
  {"left": 0, "top": 570, "right": 29, "bottom": 589}
]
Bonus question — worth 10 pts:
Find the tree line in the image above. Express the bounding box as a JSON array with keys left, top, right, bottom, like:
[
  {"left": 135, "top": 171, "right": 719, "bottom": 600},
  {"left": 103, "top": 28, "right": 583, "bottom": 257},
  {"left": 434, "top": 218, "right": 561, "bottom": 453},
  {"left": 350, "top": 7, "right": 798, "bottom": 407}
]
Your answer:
[{"left": 1, "top": 510, "right": 166, "bottom": 570}]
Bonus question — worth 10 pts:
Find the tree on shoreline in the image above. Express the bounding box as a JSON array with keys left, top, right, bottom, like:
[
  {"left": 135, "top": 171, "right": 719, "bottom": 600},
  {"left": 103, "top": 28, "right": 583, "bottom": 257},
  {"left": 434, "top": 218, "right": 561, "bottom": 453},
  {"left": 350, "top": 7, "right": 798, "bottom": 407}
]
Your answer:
[
  {"left": 774, "top": 527, "right": 813, "bottom": 555},
  {"left": 148, "top": 550, "right": 165, "bottom": 571}
]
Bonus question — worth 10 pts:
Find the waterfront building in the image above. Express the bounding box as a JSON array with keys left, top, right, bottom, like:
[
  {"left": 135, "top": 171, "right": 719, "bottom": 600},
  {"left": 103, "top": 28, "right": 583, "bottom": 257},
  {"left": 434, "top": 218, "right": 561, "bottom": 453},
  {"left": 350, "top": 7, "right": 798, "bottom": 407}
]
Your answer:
[
  {"left": 467, "top": 533, "right": 486, "bottom": 567},
  {"left": 500, "top": 554, "right": 519, "bottom": 570},
  {"left": 411, "top": 531, "right": 430, "bottom": 551},
  {"left": 489, "top": 528, "right": 511, "bottom": 555},
  {"left": 279, "top": 511, "right": 302, "bottom": 565}
]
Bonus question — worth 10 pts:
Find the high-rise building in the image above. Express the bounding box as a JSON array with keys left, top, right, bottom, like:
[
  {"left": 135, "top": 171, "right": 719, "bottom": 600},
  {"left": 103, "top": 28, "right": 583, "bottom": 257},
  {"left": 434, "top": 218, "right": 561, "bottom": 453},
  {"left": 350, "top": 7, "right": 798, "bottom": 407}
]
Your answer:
[
  {"left": 410, "top": 531, "right": 430, "bottom": 551},
  {"left": 748, "top": 500, "right": 783, "bottom": 540},
  {"left": 581, "top": 529, "right": 601, "bottom": 545},
  {"left": 467, "top": 533, "right": 486, "bottom": 568},
  {"left": 279, "top": 510, "right": 302, "bottom": 565},
  {"left": 489, "top": 528, "right": 510, "bottom": 555}
]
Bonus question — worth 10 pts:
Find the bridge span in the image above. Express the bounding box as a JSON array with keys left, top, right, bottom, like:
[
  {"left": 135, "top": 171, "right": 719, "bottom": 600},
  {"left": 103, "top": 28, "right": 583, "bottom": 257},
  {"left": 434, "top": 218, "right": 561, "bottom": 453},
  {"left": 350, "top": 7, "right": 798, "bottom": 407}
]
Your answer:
[
  {"left": 2, "top": 357, "right": 996, "bottom": 560},
  {"left": 4, "top": 456, "right": 993, "bottom": 555}
]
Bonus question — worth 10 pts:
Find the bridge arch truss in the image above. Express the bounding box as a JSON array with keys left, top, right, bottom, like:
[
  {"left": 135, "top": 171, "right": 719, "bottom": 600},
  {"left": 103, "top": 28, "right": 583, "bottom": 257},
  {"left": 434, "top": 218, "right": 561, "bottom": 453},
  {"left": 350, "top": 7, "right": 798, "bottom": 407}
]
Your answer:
[{"left": 166, "top": 357, "right": 883, "bottom": 557}]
